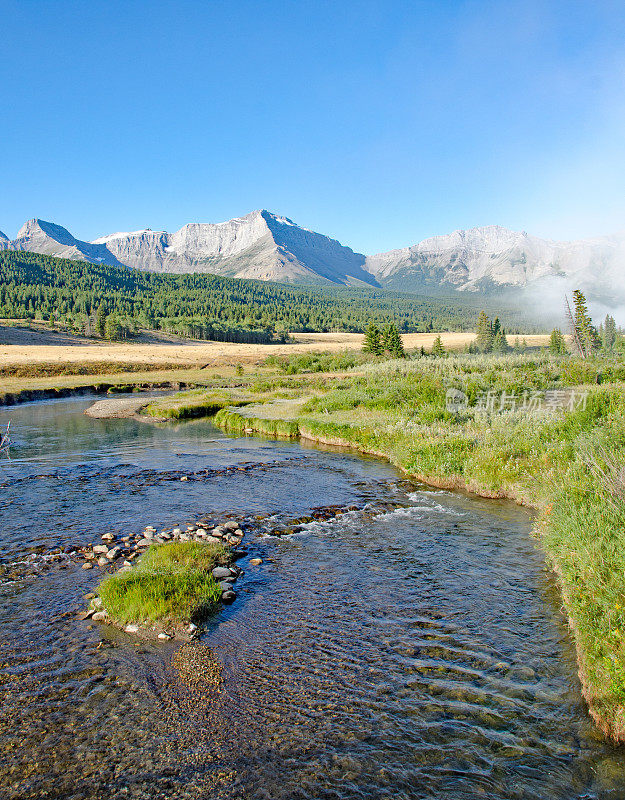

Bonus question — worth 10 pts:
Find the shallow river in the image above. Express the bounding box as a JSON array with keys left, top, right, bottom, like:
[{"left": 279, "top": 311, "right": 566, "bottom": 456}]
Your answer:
[{"left": 0, "top": 397, "right": 624, "bottom": 800}]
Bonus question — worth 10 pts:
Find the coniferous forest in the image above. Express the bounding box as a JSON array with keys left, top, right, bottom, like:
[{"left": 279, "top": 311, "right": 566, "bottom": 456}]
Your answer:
[{"left": 0, "top": 250, "right": 545, "bottom": 341}]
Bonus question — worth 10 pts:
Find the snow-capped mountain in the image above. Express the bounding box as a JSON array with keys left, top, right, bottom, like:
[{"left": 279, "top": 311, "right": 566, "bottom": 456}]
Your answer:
[
  {"left": 365, "top": 225, "right": 625, "bottom": 297},
  {"left": 5, "top": 211, "right": 377, "bottom": 288},
  {"left": 2, "top": 213, "right": 624, "bottom": 301}
]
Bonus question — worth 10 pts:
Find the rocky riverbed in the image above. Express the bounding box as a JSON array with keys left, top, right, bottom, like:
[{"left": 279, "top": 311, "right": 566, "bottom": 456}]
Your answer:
[{"left": 2, "top": 498, "right": 408, "bottom": 640}]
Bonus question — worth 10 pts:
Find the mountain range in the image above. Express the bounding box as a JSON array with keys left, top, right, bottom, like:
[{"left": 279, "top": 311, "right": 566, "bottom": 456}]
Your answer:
[{"left": 1, "top": 211, "right": 623, "bottom": 302}]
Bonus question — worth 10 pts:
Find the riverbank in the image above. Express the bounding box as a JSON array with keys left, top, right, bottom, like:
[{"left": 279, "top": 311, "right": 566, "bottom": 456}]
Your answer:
[{"left": 146, "top": 351, "right": 625, "bottom": 742}]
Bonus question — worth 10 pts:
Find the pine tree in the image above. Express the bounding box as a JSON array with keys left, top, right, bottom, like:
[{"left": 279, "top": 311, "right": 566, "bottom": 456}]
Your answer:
[
  {"left": 382, "top": 323, "right": 405, "bottom": 358},
  {"left": 603, "top": 314, "right": 617, "bottom": 353},
  {"left": 492, "top": 328, "right": 510, "bottom": 353},
  {"left": 431, "top": 335, "right": 445, "bottom": 357},
  {"left": 572, "top": 290, "right": 599, "bottom": 357},
  {"left": 475, "top": 311, "right": 493, "bottom": 353},
  {"left": 104, "top": 314, "right": 121, "bottom": 340},
  {"left": 549, "top": 328, "right": 567, "bottom": 355},
  {"left": 95, "top": 304, "right": 107, "bottom": 338},
  {"left": 363, "top": 323, "right": 383, "bottom": 356}
]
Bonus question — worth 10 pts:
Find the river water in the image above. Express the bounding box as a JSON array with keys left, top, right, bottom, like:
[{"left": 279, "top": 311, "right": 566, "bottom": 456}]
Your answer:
[{"left": 0, "top": 396, "right": 623, "bottom": 800}]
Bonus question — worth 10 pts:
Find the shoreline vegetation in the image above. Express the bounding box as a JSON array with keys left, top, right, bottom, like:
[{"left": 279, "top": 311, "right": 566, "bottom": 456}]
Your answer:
[{"left": 3, "top": 332, "right": 625, "bottom": 740}]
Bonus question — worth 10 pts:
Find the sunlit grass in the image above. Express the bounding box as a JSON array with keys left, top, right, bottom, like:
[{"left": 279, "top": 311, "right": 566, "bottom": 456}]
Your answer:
[{"left": 98, "top": 541, "right": 228, "bottom": 625}]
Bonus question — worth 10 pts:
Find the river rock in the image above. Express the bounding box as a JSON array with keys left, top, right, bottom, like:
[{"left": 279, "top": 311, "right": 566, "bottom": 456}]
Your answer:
[
  {"left": 158, "top": 632, "right": 171, "bottom": 640},
  {"left": 136, "top": 538, "right": 151, "bottom": 548},
  {"left": 92, "top": 611, "right": 108, "bottom": 621},
  {"left": 93, "top": 544, "right": 109, "bottom": 554},
  {"left": 82, "top": 562, "right": 93, "bottom": 570},
  {"left": 172, "top": 528, "right": 182, "bottom": 536},
  {"left": 224, "top": 521, "right": 239, "bottom": 531},
  {"left": 97, "top": 556, "right": 109, "bottom": 567},
  {"left": 219, "top": 580, "right": 234, "bottom": 591},
  {"left": 234, "top": 529, "right": 244, "bottom": 538},
  {"left": 196, "top": 528, "right": 207, "bottom": 536},
  {"left": 106, "top": 547, "right": 121, "bottom": 560},
  {"left": 249, "top": 558, "right": 263, "bottom": 566},
  {"left": 212, "top": 567, "right": 232, "bottom": 579},
  {"left": 143, "top": 530, "right": 154, "bottom": 539},
  {"left": 101, "top": 533, "right": 115, "bottom": 542},
  {"left": 222, "top": 590, "right": 236, "bottom": 602},
  {"left": 179, "top": 533, "right": 190, "bottom": 542},
  {"left": 125, "top": 624, "right": 139, "bottom": 634},
  {"left": 212, "top": 527, "right": 226, "bottom": 538}
]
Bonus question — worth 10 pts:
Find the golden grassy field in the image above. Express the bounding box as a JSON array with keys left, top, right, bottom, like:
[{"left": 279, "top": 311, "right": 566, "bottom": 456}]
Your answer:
[{"left": 0, "top": 330, "right": 551, "bottom": 368}]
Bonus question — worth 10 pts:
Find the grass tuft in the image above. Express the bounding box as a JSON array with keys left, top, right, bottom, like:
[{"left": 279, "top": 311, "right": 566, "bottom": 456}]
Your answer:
[{"left": 97, "top": 541, "right": 228, "bottom": 625}]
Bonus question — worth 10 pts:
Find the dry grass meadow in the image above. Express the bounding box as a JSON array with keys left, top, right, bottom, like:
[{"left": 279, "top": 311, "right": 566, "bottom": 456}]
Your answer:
[{"left": 0, "top": 329, "right": 550, "bottom": 369}]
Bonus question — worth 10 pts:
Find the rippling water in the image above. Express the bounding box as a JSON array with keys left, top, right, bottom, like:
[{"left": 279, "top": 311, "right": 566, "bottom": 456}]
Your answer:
[{"left": 0, "top": 396, "right": 624, "bottom": 800}]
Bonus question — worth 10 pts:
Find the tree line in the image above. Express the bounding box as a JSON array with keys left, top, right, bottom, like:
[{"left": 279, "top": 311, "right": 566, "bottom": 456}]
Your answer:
[{"left": 0, "top": 250, "right": 546, "bottom": 341}]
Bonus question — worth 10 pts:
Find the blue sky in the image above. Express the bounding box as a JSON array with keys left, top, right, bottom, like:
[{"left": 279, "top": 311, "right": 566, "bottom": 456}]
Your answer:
[{"left": 2, "top": 0, "right": 625, "bottom": 253}]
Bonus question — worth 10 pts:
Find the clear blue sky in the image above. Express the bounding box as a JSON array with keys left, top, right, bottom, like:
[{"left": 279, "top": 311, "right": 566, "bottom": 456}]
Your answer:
[{"left": 2, "top": 0, "right": 625, "bottom": 254}]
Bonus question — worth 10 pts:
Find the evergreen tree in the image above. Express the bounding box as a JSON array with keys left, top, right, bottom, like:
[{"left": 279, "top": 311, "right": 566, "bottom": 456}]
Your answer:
[
  {"left": 475, "top": 311, "right": 493, "bottom": 352},
  {"left": 431, "top": 335, "right": 445, "bottom": 357},
  {"left": 104, "top": 314, "right": 121, "bottom": 340},
  {"left": 382, "top": 323, "right": 405, "bottom": 358},
  {"left": 96, "top": 304, "right": 107, "bottom": 338},
  {"left": 549, "top": 328, "right": 567, "bottom": 355},
  {"left": 492, "top": 328, "right": 510, "bottom": 353},
  {"left": 603, "top": 314, "right": 617, "bottom": 353},
  {"left": 363, "top": 323, "right": 383, "bottom": 355},
  {"left": 572, "top": 289, "right": 599, "bottom": 357}
]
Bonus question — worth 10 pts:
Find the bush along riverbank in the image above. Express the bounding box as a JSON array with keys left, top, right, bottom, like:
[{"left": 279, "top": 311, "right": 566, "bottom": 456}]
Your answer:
[{"left": 184, "top": 352, "right": 625, "bottom": 742}]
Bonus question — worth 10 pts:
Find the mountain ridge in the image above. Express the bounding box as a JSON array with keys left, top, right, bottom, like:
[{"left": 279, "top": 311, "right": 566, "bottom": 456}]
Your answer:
[
  {"left": 3, "top": 210, "right": 377, "bottom": 288},
  {"left": 2, "top": 212, "right": 624, "bottom": 301}
]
